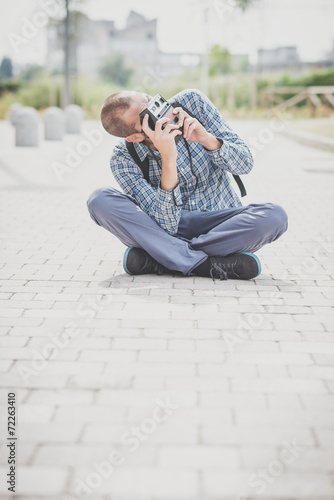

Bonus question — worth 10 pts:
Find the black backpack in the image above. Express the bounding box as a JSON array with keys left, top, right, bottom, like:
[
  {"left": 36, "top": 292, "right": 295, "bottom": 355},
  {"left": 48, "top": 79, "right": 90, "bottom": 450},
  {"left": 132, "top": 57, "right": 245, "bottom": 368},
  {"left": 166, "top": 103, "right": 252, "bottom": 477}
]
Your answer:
[{"left": 125, "top": 101, "right": 246, "bottom": 198}]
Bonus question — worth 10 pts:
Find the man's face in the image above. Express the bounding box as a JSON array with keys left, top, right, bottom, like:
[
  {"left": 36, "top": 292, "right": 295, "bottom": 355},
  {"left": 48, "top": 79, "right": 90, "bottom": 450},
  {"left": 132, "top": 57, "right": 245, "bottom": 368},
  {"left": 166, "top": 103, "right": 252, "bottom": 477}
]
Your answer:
[{"left": 123, "top": 92, "right": 151, "bottom": 137}]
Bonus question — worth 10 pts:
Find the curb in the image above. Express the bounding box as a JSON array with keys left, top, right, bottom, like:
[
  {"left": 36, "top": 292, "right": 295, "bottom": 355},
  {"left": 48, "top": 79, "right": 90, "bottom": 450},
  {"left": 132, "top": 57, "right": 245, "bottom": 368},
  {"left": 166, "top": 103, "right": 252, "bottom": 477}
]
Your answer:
[{"left": 281, "top": 127, "right": 334, "bottom": 154}]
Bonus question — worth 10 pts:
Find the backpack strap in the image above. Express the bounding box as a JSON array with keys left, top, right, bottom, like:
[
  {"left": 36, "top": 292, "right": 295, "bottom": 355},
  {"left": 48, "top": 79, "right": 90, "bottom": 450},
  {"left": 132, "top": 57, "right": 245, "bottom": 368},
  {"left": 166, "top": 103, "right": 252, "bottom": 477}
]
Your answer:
[
  {"left": 172, "top": 101, "right": 247, "bottom": 197},
  {"left": 125, "top": 140, "right": 150, "bottom": 182}
]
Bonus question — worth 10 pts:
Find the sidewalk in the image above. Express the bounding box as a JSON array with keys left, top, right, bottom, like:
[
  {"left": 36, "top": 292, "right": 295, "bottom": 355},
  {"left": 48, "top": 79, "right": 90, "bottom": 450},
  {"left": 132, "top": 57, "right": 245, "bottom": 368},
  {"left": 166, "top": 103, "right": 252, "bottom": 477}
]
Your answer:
[{"left": 0, "top": 118, "right": 333, "bottom": 500}]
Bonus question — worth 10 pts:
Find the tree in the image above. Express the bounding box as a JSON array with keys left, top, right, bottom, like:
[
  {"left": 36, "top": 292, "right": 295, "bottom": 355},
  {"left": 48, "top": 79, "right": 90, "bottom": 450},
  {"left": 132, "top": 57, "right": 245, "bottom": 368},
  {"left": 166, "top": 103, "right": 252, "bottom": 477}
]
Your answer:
[
  {"left": 52, "top": 0, "right": 87, "bottom": 105},
  {"left": 0, "top": 57, "right": 13, "bottom": 80},
  {"left": 209, "top": 45, "right": 231, "bottom": 76},
  {"left": 99, "top": 54, "right": 134, "bottom": 87},
  {"left": 20, "top": 64, "right": 44, "bottom": 82}
]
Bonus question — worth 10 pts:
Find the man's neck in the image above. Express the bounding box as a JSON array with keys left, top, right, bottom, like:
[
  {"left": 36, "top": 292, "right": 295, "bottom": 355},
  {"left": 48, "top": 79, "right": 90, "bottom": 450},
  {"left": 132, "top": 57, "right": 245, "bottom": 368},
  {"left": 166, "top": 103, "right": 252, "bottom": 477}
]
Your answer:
[{"left": 144, "top": 138, "right": 158, "bottom": 151}]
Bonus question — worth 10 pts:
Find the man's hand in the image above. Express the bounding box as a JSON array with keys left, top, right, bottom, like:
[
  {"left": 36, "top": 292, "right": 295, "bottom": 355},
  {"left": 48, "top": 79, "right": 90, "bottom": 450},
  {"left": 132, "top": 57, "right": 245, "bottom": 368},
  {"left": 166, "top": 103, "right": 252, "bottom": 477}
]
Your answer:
[
  {"left": 172, "top": 107, "right": 222, "bottom": 151},
  {"left": 142, "top": 114, "right": 181, "bottom": 191},
  {"left": 142, "top": 114, "right": 181, "bottom": 160}
]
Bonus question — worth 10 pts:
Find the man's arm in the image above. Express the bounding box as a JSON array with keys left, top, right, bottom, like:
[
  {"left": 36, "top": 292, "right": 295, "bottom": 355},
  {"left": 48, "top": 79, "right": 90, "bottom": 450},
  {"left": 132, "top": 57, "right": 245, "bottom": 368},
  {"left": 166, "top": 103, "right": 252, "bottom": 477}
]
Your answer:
[
  {"left": 111, "top": 142, "right": 183, "bottom": 236},
  {"left": 173, "top": 89, "right": 254, "bottom": 175}
]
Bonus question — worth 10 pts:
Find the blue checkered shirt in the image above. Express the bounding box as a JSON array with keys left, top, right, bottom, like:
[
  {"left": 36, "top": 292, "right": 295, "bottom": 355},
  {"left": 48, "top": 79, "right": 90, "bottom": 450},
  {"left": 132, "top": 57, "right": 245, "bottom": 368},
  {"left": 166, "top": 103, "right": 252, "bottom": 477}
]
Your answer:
[{"left": 110, "top": 89, "right": 253, "bottom": 235}]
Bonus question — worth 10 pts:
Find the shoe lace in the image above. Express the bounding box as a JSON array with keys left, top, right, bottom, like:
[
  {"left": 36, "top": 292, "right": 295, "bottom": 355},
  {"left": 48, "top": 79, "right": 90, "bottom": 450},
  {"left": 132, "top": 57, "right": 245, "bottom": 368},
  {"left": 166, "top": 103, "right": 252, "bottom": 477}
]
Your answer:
[{"left": 210, "top": 258, "right": 240, "bottom": 281}]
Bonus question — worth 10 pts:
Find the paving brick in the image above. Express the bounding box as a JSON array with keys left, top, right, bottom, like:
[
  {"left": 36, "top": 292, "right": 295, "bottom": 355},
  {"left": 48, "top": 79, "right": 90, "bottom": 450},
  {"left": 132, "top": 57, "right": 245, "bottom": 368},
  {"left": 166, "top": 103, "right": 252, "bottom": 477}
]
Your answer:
[
  {"left": 168, "top": 339, "right": 196, "bottom": 350},
  {"left": 112, "top": 338, "right": 167, "bottom": 350},
  {"left": 232, "top": 378, "right": 327, "bottom": 394},
  {"left": 0, "top": 308, "right": 23, "bottom": 317},
  {"left": 240, "top": 447, "right": 334, "bottom": 472},
  {"left": 165, "top": 377, "right": 229, "bottom": 392},
  {"left": 33, "top": 293, "right": 80, "bottom": 301},
  {"left": 33, "top": 444, "right": 125, "bottom": 466},
  {"left": 138, "top": 350, "right": 224, "bottom": 364},
  {"left": 200, "top": 392, "right": 266, "bottom": 408},
  {"left": 313, "top": 354, "right": 334, "bottom": 365},
  {"left": 0, "top": 360, "right": 13, "bottom": 372},
  {"left": 289, "top": 365, "right": 334, "bottom": 379},
  {"left": 97, "top": 389, "right": 196, "bottom": 408},
  {"left": 54, "top": 405, "right": 125, "bottom": 423},
  {"left": 281, "top": 342, "right": 334, "bottom": 353},
  {"left": 258, "top": 364, "right": 289, "bottom": 377},
  {"left": 203, "top": 471, "right": 334, "bottom": 498},
  {"left": 26, "top": 389, "right": 94, "bottom": 405},
  {"left": 78, "top": 350, "right": 136, "bottom": 362},
  {"left": 105, "top": 362, "right": 196, "bottom": 377},
  {"left": 0, "top": 466, "right": 68, "bottom": 495},
  {"left": 68, "top": 373, "right": 132, "bottom": 389},
  {"left": 0, "top": 336, "right": 28, "bottom": 347},
  {"left": 236, "top": 408, "right": 334, "bottom": 426},
  {"left": 198, "top": 363, "right": 257, "bottom": 378},
  {"left": 158, "top": 445, "right": 240, "bottom": 467},
  {"left": 0, "top": 347, "right": 38, "bottom": 360},
  {"left": 133, "top": 376, "right": 165, "bottom": 390},
  {"left": 226, "top": 352, "right": 314, "bottom": 365},
  {"left": 69, "top": 467, "right": 198, "bottom": 498}
]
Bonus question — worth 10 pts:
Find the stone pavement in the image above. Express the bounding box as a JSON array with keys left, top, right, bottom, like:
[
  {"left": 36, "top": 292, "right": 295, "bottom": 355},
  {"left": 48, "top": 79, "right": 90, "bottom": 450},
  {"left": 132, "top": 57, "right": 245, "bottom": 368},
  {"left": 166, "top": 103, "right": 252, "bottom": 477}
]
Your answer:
[{"left": 0, "top": 117, "right": 333, "bottom": 500}]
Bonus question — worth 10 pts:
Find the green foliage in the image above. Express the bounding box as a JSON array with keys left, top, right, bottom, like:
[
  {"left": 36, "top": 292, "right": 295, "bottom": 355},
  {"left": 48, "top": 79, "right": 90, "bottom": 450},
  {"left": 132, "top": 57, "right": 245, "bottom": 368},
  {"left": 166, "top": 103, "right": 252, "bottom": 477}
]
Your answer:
[
  {"left": 0, "top": 57, "right": 13, "bottom": 80},
  {"left": 0, "top": 91, "right": 19, "bottom": 119},
  {"left": 235, "top": 0, "right": 256, "bottom": 11},
  {"left": 1, "top": 64, "right": 333, "bottom": 120},
  {"left": 16, "top": 81, "right": 61, "bottom": 109},
  {"left": 71, "top": 77, "right": 120, "bottom": 117},
  {"left": 99, "top": 54, "right": 134, "bottom": 87},
  {"left": 274, "top": 68, "right": 334, "bottom": 87},
  {"left": 19, "top": 65, "right": 45, "bottom": 82},
  {"left": 209, "top": 45, "right": 231, "bottom": 76},
  {"left": 0, "top": 81, "right": 20, "bottom": 97}
]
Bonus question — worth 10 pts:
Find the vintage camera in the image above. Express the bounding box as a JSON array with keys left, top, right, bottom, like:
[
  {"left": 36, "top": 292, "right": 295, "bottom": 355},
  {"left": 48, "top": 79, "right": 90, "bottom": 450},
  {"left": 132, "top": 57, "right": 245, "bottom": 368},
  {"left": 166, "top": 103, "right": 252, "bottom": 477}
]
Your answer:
[{"left": 139, "top": 94, "right": 183, "bottom": 143}]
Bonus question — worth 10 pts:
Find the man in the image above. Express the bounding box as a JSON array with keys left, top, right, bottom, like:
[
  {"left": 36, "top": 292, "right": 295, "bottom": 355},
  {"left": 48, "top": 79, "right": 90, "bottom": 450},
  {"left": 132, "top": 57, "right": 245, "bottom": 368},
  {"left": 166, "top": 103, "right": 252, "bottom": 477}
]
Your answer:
[{"left": 87, "top": 88, "right": 288, "bottom": 280}]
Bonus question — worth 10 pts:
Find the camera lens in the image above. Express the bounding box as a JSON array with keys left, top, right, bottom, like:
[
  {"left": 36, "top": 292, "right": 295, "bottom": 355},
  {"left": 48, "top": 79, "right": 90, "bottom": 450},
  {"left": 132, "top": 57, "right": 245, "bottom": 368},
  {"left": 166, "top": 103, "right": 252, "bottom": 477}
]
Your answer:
[{"left": 155, "top": 101, "right": 160, "bottom": 108}]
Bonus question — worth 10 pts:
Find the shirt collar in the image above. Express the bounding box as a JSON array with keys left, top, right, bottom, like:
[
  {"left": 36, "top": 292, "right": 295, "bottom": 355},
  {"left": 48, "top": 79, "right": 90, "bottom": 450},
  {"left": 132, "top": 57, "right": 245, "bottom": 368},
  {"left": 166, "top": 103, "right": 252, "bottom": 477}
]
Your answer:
[
  {"left": 133, "top": 140, "right": 160, "bottom": 162},
  {"left": 133, "top": 140, "right": 149, "bottom": 161}
]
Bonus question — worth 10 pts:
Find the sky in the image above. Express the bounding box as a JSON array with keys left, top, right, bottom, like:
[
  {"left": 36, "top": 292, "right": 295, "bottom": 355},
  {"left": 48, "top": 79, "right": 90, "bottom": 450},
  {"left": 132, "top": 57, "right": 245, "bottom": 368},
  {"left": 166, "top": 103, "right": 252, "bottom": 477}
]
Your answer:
[{"left": 0, "top": 0, "right": 333, "bottom": 66}]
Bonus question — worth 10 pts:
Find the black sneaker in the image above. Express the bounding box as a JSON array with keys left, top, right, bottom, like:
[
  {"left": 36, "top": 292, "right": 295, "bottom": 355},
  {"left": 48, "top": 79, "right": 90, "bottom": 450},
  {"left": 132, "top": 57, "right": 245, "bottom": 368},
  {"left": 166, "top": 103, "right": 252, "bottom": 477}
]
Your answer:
[
  {"left": 208, "top": 252, "right": 261, "bottom": 280},
  {"left": 123, "top": 247, "right": 175, "bottom": 276}
]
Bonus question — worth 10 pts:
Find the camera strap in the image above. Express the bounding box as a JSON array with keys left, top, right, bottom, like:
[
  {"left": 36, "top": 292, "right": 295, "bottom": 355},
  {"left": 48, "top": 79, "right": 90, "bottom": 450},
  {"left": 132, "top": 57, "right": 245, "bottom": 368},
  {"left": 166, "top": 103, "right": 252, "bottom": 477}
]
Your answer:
[
  {"left": 172, "top": 101, "right": 246, "bottom": 198},
  {"left": 125, "top": 102, "right": 247, "bottom": 198}
]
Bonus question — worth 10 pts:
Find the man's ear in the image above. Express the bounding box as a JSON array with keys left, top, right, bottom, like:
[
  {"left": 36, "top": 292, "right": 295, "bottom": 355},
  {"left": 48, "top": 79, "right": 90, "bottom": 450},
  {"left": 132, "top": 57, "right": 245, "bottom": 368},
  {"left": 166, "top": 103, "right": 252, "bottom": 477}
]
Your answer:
[{"left": 126, "top": 133, "right": 146, "bottom": 143}]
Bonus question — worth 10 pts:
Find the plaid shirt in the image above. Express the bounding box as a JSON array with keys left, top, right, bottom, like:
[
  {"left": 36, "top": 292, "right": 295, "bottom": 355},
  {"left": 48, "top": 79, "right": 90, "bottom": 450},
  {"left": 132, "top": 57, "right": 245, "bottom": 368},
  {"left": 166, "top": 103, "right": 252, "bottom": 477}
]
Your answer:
[{"left": 110, "top": 89, "right": 253, "bottom": 235}]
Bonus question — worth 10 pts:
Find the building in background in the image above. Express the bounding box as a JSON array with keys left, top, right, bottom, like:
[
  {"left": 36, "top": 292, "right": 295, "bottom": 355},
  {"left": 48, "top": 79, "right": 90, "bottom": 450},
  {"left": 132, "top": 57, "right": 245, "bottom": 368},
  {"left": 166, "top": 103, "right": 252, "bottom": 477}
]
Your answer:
[
  {"left": 257, "top": 46, "right": 300, "bottom": 72},
  {"left": 257, "top": 42, "right": 334, "bottom": 74},
  {"left": 47, "top": 10, "right": 198, "bottom": 78},
  {"left": 327, "top": 40, "right": 334, "bottom": 64}
]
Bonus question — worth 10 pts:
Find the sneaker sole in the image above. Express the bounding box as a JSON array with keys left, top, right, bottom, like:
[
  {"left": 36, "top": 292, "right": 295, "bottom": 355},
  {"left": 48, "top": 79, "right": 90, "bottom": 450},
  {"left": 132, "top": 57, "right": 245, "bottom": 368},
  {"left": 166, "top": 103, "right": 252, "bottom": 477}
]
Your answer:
[
  {"left": 123, "top": 247, "right": 134, "bottom": 275},
  {"left": 240, "top": 252, "right": 261, "bottom": 278}
]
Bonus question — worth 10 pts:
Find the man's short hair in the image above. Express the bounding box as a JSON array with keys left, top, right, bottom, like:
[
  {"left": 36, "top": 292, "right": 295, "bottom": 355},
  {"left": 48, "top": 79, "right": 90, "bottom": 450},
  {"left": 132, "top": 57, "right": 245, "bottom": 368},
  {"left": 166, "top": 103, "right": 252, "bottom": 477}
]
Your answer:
[{"left": 100, "top": 91, "right": 136, "bottom": 137}]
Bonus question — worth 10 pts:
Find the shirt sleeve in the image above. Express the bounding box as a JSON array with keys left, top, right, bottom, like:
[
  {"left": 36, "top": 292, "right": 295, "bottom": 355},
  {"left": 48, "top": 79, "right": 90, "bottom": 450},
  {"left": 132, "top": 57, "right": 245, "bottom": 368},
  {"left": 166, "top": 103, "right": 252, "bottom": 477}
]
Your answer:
[
  {"left": 177, "top": 89, "right": 254, "bottom": 175},
  {"left": 110, "top": 143, "right": 183, "bottom": 236}
]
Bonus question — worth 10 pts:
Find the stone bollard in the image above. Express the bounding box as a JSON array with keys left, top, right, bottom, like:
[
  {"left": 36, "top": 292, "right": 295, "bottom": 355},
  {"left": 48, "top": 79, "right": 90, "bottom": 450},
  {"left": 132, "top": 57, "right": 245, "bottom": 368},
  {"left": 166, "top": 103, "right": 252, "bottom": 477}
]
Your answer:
[
  {"left": 44, "top": 107, "right": 65, "bottom": 140},
  {"left": 65, "top": 104, "right": 84, "bottom": 134},
  {"left": 9, "top": 103, "right": 23, "bottom": 125},
  {"left": 15, "top": 107, "right": 39, "bottom": 147}
]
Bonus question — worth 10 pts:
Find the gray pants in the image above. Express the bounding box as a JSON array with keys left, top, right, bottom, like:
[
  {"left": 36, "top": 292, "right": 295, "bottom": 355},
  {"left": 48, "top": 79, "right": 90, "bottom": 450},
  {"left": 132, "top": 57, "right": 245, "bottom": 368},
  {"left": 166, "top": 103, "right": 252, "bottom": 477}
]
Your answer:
[{"left": 87, "top": 187, "right": 288, "bottom": 276}]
